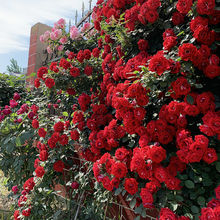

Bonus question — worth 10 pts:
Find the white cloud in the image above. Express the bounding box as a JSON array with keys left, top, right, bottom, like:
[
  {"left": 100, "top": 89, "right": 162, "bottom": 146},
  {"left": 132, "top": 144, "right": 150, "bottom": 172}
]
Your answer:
[{"left": 0, "top": 0, "right": 93, "bottom": 54}]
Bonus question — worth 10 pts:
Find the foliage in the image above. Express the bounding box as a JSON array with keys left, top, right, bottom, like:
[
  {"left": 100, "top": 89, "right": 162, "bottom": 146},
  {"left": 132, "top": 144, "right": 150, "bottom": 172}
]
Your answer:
[
  {"left": 0, "top": 0, "right": 220, "bottom": 220},
  {"left": 6, "top": 58, "right": 23, "bottom": 74},
  {"left": 0, "top": 73, "right": 25, "bottom": 107}
]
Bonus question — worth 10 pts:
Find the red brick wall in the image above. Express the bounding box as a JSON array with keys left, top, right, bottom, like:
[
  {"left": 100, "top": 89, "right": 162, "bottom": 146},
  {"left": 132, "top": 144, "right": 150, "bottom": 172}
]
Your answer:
[{"left": 26, "top": 23, "right": 52, "bottom": 87}]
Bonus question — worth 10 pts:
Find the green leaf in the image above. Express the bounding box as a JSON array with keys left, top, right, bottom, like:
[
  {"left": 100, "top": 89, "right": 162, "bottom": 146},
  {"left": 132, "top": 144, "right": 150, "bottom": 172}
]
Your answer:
[
  {"left": 122, "top": 136, "right": 129, "bottom": 143},
  {"left": 122, "top": 189, "right": 126, "bottom": 196},
  {"left": 197, "top": 196, "right": 205, "bottom": 206},
  {"left": 129, "top": 198, "right": 136, "bottom": 209},
  {"left": 126, "top": 194, "right": 134, "bottom": 201},
  {"left": 191, "top": 205, "right": 199, "bottom": 214},
  {"left": 186, "top": 95, "right": 194, "bottom": 105},
  {"left": 114, "top": 187, "right": 122, "bottom": 196},
  {"left": 216, "top": 162, "right": 220, "bottom": 172},
  {"left": 6, "top": 143, "right": 15, "bottom": 153},
  {"left": 134, "top": 205, "right": 143, "bottom": 214},
  {"left": 141, "top": 209, "right": 147, "bottom": 218},
  {"left": 176, "top": 195, "right": 184, "bottom": 202},
  {"left": 185, "top": 180, "right": 195, "bottom": 189},
  {"left": 128, "top": 140, "right": 135, "bottom": 148},
  {"left": 63, "top": 112, "right": 69, "bottom": 117},
  {"left": 15, "top": 137, "right": 22, "bottom": 146},
  {"left": 134, "top": 216, "right": 140, "bottom": 220}
]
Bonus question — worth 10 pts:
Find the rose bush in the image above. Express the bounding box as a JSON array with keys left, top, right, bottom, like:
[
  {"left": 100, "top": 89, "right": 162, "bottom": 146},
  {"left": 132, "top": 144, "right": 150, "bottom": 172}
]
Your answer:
[{"left": 0, "top": 0, "right": 220, "bottom": 219}]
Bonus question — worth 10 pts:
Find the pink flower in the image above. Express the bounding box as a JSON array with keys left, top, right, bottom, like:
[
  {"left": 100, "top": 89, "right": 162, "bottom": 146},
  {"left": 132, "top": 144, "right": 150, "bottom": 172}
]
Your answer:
[
  {"left": 12, "top": 185, "right": 18, "bottom": 194},
  {"left": 44, "top": 31, "right": 50, "bottom": 41},
  {"left": 55, "top": 18, "right": 66, "bottom": 29},
  {"left": 13, "top": 92, "right": 20, "bottom": 100},
  {"left": 50, "top": 29, "right": 62, "bottom": 40},
  {"left": 65, "top": 50, "right": 70, "bottom": 56},
  {"left": 70, "top": 26, "right": 80, "bottom": 39},
  {"left": 10, "top": 100, "right": 18, "bottom": 108},
  {"left": 81, "top": 22, "right": 90, "bottom": 32},
  {"left": 47, "top": 46, "right": 52, "bottom": 54},
  {"left": 58, "top": 45, "right": 64, "bottom": 51},
  {"left": 59, "top": 36, "right": 67, "bottom": 44}
]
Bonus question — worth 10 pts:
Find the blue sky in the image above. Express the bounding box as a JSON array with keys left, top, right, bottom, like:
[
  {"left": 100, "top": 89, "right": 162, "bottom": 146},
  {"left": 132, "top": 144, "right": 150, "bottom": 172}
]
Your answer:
[{"left": 0, "top": 0, "right": 96, "bottom": 73}]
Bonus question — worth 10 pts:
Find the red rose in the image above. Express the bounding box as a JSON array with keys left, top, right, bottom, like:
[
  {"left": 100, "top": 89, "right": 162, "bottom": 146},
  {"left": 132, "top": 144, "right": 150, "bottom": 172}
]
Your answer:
[
  {"left": 71, "top": 181, "right": 79, "bottom": 189},
  {"left": 158, "top": 129, "right": 173, "bottom": 145},
  {"left": 149, "top": 146, "right": 166, "bottom": 163},
  {"left": 67, "top": 88, "right": 76, "bottom": 95},
  {"left": 38, "top": 128, "right": 47, "bottom": 138},
  {"left": 163, "top": 29, "right": 175, "bottom": 40},
  {"left": 190, "top": 16, "right": 208, "bottom": 32},
  {"left": 53, "top": 160, "right": 65, "bottom": 172},
  {"left": 111, "top": 162, "right": 128, "bottom": 178},
  {"left": 34, "top": 78, "right": 40, "bottom": 88},
  {"left": 197, "top": 0, "right": 215, "bottom": 15},
  {"left": 70, "top": 67, "right": 80, "bottom": 77},
  {"left": 32, "top": 119, "right": 39, "bottom": 129},
  {"left": 159, "top": 208, "right": 177, "bottom": 220},
  {"left": 154, "top": 167, "right": 169, "bottom": 183},
  {"left": 23, "top": 177, "right": 35, "bottom": 192},
  {"left": 140, "top": 188, "right": 154, "bottom": 208},
  {"left": 59, "top": 134, "right": 69, "bottom": 146},
  {"left": 59, "top": 58, "right": 71, "bottom": 70},
  {"left": 14, "top": 210, "right": 20, "bottom": 220},
  {"left": 139, "top": 134, "right": 151, "bottom": 148},
  {"left": 110, "top": 177, "right": 120, "bottom": 188},
  {"left": 148, "top": 52, "right": 169, "bottom": 75},
  {"left": 39, "top": 150, "right": 48, "bottom": 161},
  {"left": 172, "top": 77, "right": 191, "bottom": 96},
  {"left": 37, "top": 67, "right": 48, "bottom": 79},
  {"left": 177, "top": 0, "right": 193, "bottom": 14},
  {"left": 138, "top": 39, "right": 149, "bottom": 51},
  {"left": 115, "top": 147, "right": 129, "bottom": 161},
  {"left": 209, "top": 54, "right": 219, "bottom": 66},
  {"left": 70, "top": 130, "right": 80, "bottom": 140},
  {"left": 178, "top": 43, "right": 197, "bottom": 61},
  {"left": 92, "top": 48, "right": 100, "bottom": 58},
  {"left": 18, "top": 195, "right": 27, "bottom": 207},
  {"left": 13, "top": 92, "right": 20, "bottom": 100},
  {"left": 94, "top": 20, "right": 101, "bottom": 31},
  {"left": 204, "top": 65, "right": 220, "bottom": 79},
  {"left": 203, "top": 148, "right": 218, "bottom": 164},
  {"left": 172, "top": 11, "right": 185, "bottom": 25},
  {"left": 34, "top": 158, "right": 40, "bottom": 168},
  {"left": 84, "top": 49, "right": 91, "bottom": 60},
  {"left": 45, "top": 78, "right": 55, "bottom": 88},
  {"left": 146, "top": 10, "right": 159, "bottom": 23},
  {"left": 84, "top": 65, "right": 93, "bottom": 76},
  {"left": 77, "top": 50, "right": 85, "bottom": 63},
  {"left": 147, "top": 0, "right": 161, "bottom": 10},
  {"left": 102, "top": 176, "right": 113, "bottom": 191},
  {"left": 113, "top": 0, "right": 125, "bottom": 9},
  {"left": 215, "top": 184, "right": 220, "bottom": 200},
  {"left": 193, "top": 26, "right": 215, "bottom": 45},
  {"left": 199, "top": 207, "right": 217, "bottom": 220},
  {"left": 35, "top": 166, "right": 45, "bottom": 178},
  {"left": 163, "top": 36, "right": 177, "bottom": 51},
  {"left": 207, "top": 198, "right": 220, "bottom": 208},
  {"left": 54, "top": 121, "right": 64, "bottom": 132},
  {"left": 49, "top": 62, "right": 59, "bottom": 72},
  {"left": 22, "top": 208, "right": 31, "bottom": 217},
  {"left": 124, "top": 178, "right": 138, "bottom": 195}
]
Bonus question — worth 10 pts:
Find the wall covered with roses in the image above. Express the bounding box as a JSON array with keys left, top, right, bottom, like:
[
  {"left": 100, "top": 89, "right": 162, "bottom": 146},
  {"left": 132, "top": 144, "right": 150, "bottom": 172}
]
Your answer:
[{"left": 0, "top": 0, "right": 220, "bottom": 219}]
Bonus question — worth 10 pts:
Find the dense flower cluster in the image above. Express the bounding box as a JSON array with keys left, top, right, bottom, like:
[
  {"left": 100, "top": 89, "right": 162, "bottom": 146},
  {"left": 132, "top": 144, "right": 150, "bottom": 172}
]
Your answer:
[{"left": 0, "top": 0, "right": 219, "bottom": 219}]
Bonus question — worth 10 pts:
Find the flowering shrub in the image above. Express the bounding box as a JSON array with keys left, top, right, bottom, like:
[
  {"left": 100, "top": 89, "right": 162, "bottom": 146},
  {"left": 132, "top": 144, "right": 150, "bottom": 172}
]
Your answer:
[{"left": 0, "top": 0, "right": 220, "bottom": 219}]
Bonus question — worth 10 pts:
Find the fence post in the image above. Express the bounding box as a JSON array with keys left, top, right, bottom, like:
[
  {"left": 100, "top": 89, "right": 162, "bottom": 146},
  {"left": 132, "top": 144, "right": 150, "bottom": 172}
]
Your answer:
[
  {"left": 75, "top": 10, "right": 78, "bottom": 26},
  {"left": 89, "top": 0, "right": 92, "bottom": 23}
]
